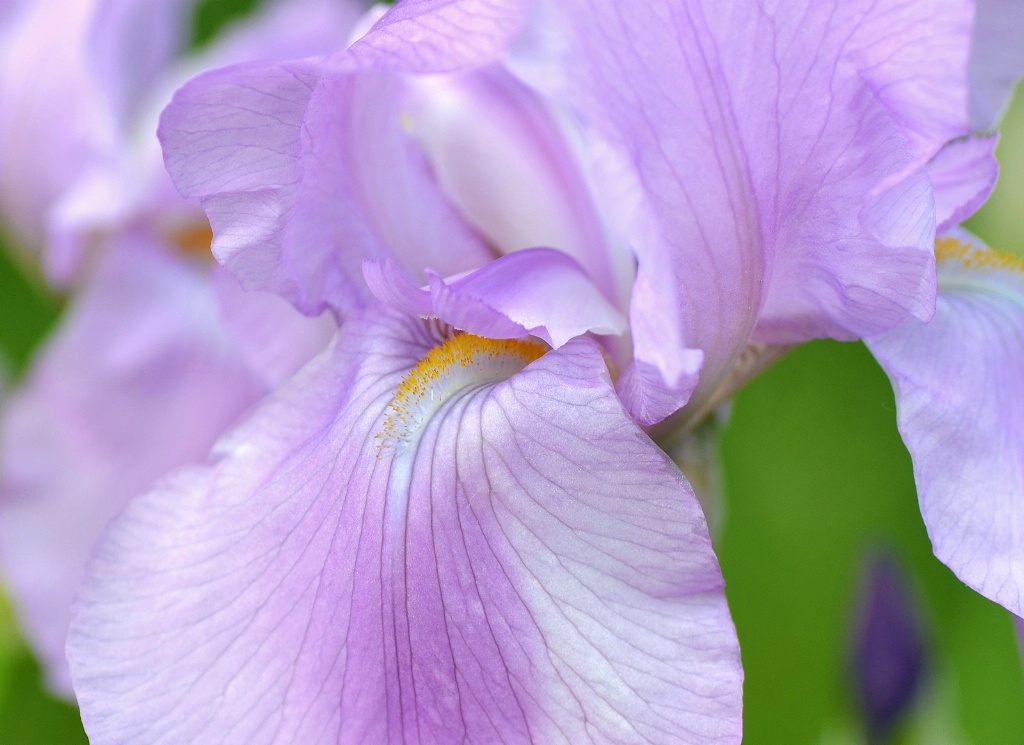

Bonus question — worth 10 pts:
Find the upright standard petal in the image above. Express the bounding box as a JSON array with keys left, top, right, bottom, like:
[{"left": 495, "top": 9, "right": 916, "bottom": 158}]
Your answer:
[
  {"left": 68, "top": 308, "right": 742, "bottom": 744},
  {"left": 516, "top": 0, "right": 972, "bottom": 422},
  {"left": 866, "top": 233, "right": 1024, "bottom": 616},
  {"left": 399, "top": 64, "right": 633, "bottom": 309},
  {"left": 969, "top": 0, "right": 1024, "bottom": 130},
  {"left": 158, "top": 0, "right": 533, "bottom": 318},
  {"left": 160, "top": 57, "right": 494, "bottom": 316},
  {"left": 346, "top": 0, "right": 529, "bottom": 73},
  {"left": 161, "top": 1, "right": 634, "bottom": 327}
]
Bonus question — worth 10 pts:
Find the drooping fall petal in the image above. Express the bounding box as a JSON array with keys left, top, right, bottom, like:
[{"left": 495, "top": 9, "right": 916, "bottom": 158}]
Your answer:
[
  {"left": 867, "top": 233, "right": 1024, "bottom": 616},
  {"left": 68, "top": 308, "right": 742, "bottom": 744}
]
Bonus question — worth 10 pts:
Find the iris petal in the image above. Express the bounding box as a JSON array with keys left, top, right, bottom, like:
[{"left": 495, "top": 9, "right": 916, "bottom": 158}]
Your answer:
[
  {"left": 365, "top": 248, "right": 627, "bottom": 348},
  {"left": 969, "top": 0, "right": 1024, "bottom": 130},
  {"left": 928, "top": 135, "right": 999, "bottom": 235},
  {"left": 68, "top": 308, "right": 741, "bottom": 744},
  {"left": 516, "top": 0, "right": 973, "bottom": 420},
  {"left": 867, "top": 232, "right": 1024, "bottom": 616},
  {"left": 158, "top": 0, "right": 539, "bottom": 319}
]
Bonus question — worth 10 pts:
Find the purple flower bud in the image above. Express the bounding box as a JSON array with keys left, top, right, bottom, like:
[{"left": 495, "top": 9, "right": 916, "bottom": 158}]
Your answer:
[{"left": 850, "top": 551, "right": 928, "bottom": 742}]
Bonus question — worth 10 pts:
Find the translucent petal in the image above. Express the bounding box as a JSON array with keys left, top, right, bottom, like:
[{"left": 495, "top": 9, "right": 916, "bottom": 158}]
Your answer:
[
  {"left": 867, "top": 233, "right": 1024, "bottom": 615},
  {"left": 69, "top": 308, "right": 742, "bottom": 744}
]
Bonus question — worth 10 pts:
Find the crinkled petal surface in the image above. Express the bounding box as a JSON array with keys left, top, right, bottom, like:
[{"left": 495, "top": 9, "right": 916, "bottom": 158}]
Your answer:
[
  {"left": 0, "top": 234, "right": 265, "bottom": 695},
  {"left": 515, "top": 0, "right": 971, "bottom": 415},
  {"left": 158, "top": 0, "right": 530, "bottom": 317},
  {"left": 68, "top": 308, "right": 742, "bottom": 744},
  {"left": 866, "top": 233, "right": 1024, "bottom": 616}
]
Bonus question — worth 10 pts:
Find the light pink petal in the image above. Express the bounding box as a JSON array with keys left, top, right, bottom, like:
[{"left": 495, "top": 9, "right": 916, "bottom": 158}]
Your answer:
[
  {"left": 364, "top": 256, "right": 530, "bottom": 342},
  {"left": 50, "top": 0, "right": 366, "bottom": 281},
  {"left": 69, "top": 309, "right": 742, "bottom": 744},
  {"left": 0, "top": 0, "right": 361, "bottom": 284},
  {"left": 615, "top": 356, "right": 703, "bottom": 428},
  {"left": 435, "top": 263, "right": 623, "bottom": 343},
  {"left": 159, "top": 0, "right": 540, "bottom": 317},
  {"left": 431, "top": 248, "right": 626, "bottom": 346},
  {"left": 866, "top": 232, "right": 1024, "bottom": 616},
  {"left": 362, "top": 258, "right": 436, "bottom": 316},
  {"left": 838, "top": 0, "right": 971, "bottom": 156},
  {"left": 0, "top": 0, "right": 26, "bottom": 27},
  {"left": 47, "top": 157, "right": 165, "bottom": 283}
]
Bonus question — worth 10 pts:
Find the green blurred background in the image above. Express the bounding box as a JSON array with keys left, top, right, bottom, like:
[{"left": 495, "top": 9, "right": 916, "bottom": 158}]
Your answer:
[{"left": 0, "top": 2, "right": 1022, "bottom": 742}]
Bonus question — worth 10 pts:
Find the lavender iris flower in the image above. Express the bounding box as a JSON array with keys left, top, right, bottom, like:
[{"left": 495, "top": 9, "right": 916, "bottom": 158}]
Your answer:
[
  {"left": 62, "top": 0, "right": 1023, "bottom": 742},
  {"left": 0, "top": 0, "right": 358, "bottom": 695}
]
